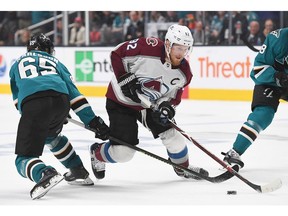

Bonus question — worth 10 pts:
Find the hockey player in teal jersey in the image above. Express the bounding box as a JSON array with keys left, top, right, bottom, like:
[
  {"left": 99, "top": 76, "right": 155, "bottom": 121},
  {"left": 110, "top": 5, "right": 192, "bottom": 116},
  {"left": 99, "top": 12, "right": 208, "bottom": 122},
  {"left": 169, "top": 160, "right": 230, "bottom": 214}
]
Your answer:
[
  {"left": 10, "top": 33, "right": 110, "bottom": 199},
  {"left": 222, "top": 28, "right": 288, "bottom": 168}
]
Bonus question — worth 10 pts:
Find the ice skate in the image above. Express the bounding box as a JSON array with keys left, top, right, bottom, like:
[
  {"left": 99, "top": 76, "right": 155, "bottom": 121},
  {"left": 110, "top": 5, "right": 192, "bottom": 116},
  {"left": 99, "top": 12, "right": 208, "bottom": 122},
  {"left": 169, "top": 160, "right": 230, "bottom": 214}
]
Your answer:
[
  {"left": 90, "top": 142, "right": 106, "bottom": 180},
  {"left": 221, "top": 149, "right": 244, "bottom": 168},
  {"left": 169, "top": 157, "right": 209, "bottom": 180},
  {"left": 175, "top": 165, "right": 209, "bottom": 180},
  {"left": 30, "top": 168, "right": 64, "bottom": 200},
  {"left": 64, "top": 165, "right": 94, "bottom": 186}
]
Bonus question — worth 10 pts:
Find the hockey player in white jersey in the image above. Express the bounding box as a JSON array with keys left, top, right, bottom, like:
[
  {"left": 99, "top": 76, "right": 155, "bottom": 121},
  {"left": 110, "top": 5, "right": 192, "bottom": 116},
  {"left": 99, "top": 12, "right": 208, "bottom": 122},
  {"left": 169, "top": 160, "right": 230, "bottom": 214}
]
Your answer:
[{"left": 90, "top": 24, "right": 209, "bottom": 180}]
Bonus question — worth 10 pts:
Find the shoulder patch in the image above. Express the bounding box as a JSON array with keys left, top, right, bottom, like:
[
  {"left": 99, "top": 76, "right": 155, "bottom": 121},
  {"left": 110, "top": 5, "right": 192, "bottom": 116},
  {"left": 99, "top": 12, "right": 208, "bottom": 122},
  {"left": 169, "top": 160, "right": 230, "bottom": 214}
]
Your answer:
[
  {"left": 270, "top": 29, "right": 281, "bottom": 38},
  {"left": 146, "top": 37, "right": 158, "bottom": 47}
]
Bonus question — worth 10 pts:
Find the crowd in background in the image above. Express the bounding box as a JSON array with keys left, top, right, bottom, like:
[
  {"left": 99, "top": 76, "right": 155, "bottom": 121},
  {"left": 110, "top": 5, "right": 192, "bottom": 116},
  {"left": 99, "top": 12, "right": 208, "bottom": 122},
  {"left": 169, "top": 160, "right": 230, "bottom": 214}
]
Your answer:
[{"left": 0, "top": 11, "right": 285, "bottom": 47}]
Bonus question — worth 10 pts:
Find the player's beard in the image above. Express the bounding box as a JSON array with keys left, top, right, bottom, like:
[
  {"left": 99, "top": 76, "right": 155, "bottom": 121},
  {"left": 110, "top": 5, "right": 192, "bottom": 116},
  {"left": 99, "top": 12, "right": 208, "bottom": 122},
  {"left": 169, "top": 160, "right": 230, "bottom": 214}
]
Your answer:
[{"left": 170, "top": 55, "right": 183, "bottom": 66}]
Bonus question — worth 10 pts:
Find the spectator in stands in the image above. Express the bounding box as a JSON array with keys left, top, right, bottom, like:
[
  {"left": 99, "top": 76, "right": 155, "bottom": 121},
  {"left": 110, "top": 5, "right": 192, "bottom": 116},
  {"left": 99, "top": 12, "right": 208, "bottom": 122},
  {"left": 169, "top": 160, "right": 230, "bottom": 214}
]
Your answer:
[
  {"left": 263, "top": 18, "right": 274, "bottom": 37},
  {"left": 193, "top": 21, "right": 205, "bottom": 45},
  {"left": 245, "top": 11, "right": 259, "bottom": 24},
  {"left": 31, "top": 11, "right": 52, "bottom": 25},
  {"left": 69, "top": 16, "right": 86, "bottom": 46},
  {"left": 178, "top": 18, "right": 186, "bottom": 26},
  {"left": 149, "top": 11, "right": 166, "bottom": 23},
  {"left": 177, "top": 11, "right": 192, "bottom": 20},
  {"left": 219, "top": 11, "right": 248, "bottom": 45},
  {"left": 0, "top": 29, "right": 4, "bottom": 45},
  {"left": 186, "top": 13, "right": 196, "bottom": 33},
  {"left": 31, "top": 11, "right": 53, "bottom": 33},
  {"left": 90, "top": 11, "right": 104, "bottom": 28},
  {"left": 235, "top": 20, "right": 244, "bottom": 45},
  {"left": 14, "top": 28, "right": 31, "bottom": 46},
  {"left": 209, "top": 11, "right": 226, "bottom": 45},
  {"left": 111, "top": 11, "right": 129, "bottom": 45},
  {"left": 90, "top": 24, "right": 101, "bottom": 45},
  {"left": 99, "top": 11, "right": 115, "bottom": 45},
  {"left": 0, "top": 11, "right": 18, "bottom": 46},
  {"left": 165, "top": 11, "right": 179, "bottom": 23},
  {"left": 55, "top": 19, "right": 63, "bottom": 45},
  {"left": 124, "top": 11, "right": 144, "bottom": 41},
  {"left": 244, "top": 20, "right": 265, "bottom": 45},
  {"left": 138, "top": 11, "right": 145, "bottom": 22},
  {"left": 256, "top": 11, "right": 280, "bottom": 29},
  {"left": 0, "top": 12, "right": 6, "bottom": 45},
  {"left": 233, "top": 12, "right": 248, "bottom": 45},
  {"left": 17, "top": 12, "right": 31, "bottom": 29}
]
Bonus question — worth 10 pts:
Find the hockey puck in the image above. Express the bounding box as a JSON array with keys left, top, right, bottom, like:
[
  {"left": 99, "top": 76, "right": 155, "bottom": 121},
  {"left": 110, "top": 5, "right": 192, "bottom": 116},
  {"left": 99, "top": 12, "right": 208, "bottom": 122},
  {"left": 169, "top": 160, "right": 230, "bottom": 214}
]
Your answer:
[{"left": 227, "top": 190, "right": 237, "bottom": 195}]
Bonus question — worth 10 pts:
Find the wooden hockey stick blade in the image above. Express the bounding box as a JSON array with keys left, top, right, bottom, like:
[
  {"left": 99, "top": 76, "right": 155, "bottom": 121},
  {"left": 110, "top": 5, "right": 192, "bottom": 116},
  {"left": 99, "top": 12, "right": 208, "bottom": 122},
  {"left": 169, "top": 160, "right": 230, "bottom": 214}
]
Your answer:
[
  {"left": 66, "top": 117, "right": 237, "bottom": 183},
  {"left": 136, "top": 93, "right": 282, "bottom": 193}
]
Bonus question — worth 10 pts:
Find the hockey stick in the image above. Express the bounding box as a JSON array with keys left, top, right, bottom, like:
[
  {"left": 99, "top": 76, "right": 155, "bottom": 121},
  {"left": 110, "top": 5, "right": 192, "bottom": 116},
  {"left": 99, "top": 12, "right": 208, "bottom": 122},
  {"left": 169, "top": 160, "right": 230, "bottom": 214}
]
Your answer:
[
  {"left": 67, "top": 117, "right": 238, "bottom": 183},
  {"left": 241, "top": 36, "right": 260, "bottom": 52},
  {"left": 137, "top": 93, "right": 282, "bottom": 193}
]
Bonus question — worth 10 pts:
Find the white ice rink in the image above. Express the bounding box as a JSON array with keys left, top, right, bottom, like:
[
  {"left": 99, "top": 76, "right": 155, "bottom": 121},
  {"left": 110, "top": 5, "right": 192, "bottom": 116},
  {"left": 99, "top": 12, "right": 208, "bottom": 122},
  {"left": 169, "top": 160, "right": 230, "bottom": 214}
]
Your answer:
[{"left": 1, "top": 93, "right": 288, "bottom": 215}]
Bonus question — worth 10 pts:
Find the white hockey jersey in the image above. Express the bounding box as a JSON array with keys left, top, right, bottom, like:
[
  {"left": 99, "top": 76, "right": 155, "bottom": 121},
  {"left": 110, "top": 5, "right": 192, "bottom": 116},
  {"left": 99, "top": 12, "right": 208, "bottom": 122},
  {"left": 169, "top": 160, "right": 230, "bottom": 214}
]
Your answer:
[{"left": 106, "top": 37, "right": 193, "bottom": 110}]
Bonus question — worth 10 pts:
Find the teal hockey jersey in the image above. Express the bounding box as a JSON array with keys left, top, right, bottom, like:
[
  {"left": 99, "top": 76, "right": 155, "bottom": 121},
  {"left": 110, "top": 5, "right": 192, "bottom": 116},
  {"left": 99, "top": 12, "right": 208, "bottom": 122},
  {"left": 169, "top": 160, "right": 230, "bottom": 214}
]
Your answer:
[
  {"left": 251, "top": 28, "right": 288, "bottom": 86},
  {"left": 10, "top": 50, "right": 95, "bottom": 125}
]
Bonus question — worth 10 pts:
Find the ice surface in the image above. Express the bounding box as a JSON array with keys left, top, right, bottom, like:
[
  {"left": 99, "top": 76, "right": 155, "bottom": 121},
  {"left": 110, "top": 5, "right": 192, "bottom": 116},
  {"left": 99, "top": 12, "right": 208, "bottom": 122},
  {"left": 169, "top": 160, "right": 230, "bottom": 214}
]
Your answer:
[{"left": 1, "top": 94, "right": 287, "bottom": 215}]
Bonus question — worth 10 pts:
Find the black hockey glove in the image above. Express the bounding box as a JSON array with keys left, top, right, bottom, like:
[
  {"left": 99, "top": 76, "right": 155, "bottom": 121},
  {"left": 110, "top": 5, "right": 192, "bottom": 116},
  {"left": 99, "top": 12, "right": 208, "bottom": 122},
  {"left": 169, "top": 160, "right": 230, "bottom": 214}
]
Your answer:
[
  {"left": 152, "top": 101, "right": 175, "bottom": 126},
  {"left": 63, "top": 113, "right": 72, "bottom": 125},
  {"left": 274, "top": 71, "right": 288, "bottom": 88},
  {"left": 88, "top": 116, "right": 110, "bottom": 140},
  {"left": 118, "top": 73, "right": 143, "bottom": 103}
]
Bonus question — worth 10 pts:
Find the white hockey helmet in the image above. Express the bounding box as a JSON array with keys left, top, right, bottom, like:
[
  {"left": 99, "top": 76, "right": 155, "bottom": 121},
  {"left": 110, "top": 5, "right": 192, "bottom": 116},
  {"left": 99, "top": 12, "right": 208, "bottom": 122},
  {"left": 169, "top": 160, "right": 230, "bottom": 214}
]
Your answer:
[{"left": 165, "top": 24, "right": 194, "bottom": 54}]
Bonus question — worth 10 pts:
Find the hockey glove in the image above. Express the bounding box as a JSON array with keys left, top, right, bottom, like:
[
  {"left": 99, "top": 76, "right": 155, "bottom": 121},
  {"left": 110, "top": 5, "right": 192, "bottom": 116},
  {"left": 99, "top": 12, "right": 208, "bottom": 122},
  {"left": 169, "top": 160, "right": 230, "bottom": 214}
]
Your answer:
[
  {"left": 118, "top": 73, "right": 143, "bottom": 103},
  {"left": 88, "top": 116, "right": 110, "bottom": 140},
  {"left": 274, "top": 71, "right": 288, "bottom": 88},
  {"left": 152, "top": 101, "right": 175, "bottom": 126}
]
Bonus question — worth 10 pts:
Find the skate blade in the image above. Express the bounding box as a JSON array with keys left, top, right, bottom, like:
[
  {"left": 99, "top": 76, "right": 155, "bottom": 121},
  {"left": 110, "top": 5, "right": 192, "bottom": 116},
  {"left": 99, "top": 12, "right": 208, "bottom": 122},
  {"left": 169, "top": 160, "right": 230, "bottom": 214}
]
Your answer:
[
  {"left": 31, "top": 175, "right": 64, "bottom": 200},
  {"left": 67, "top": 177, "right": 94, "bottom": 186}
]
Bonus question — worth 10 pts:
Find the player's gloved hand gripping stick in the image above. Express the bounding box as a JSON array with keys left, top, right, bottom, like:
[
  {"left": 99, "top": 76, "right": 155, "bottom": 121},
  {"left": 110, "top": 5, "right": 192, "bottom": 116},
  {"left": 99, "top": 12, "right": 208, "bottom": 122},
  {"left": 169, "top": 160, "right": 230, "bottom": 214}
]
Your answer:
[
  {"left": 136, "top": 92, "right": 282, "bottom": 193},
  {"left": 151, "top": 101, "right": 175, "bottom": 126}
]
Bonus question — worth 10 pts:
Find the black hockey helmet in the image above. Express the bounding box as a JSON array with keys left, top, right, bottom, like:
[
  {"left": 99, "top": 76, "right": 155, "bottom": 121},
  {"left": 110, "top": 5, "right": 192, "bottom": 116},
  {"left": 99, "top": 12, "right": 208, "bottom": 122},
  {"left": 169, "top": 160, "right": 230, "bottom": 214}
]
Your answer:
[{"left": 27, "top": 33, "right": 55, "bottom": 55}]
